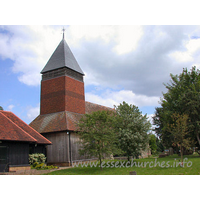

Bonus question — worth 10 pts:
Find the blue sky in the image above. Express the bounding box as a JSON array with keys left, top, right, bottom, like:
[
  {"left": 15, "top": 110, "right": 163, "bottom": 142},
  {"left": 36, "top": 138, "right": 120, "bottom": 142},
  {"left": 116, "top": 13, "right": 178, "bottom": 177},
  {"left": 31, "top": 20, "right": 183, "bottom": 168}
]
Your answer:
[
  {"left": 1, "top": 25, "right": 200, "bottom": 124},
  {"left": 0, "top": 57, "right": 40, "bottom": 121}
]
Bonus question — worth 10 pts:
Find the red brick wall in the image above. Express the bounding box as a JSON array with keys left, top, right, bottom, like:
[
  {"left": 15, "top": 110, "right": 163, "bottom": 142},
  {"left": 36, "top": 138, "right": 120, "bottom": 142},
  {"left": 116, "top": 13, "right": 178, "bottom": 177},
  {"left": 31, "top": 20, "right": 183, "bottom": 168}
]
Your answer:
[
  {"left": 65, "top": 76, "right": 85, "bottom": 114},
  {"left": 40, "top": 76, "right": 85, "bottom": 115}
]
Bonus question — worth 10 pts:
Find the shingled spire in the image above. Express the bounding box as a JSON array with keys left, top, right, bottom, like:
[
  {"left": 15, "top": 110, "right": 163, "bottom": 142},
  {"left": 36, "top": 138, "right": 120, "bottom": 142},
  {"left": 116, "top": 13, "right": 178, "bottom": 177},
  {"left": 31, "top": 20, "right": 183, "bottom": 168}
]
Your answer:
[
  {"left": 41, "top": 37, "right": 84, "bottom": 75},
  {"left": 39, "top": 33, "right": 85, "bottom": 115}
]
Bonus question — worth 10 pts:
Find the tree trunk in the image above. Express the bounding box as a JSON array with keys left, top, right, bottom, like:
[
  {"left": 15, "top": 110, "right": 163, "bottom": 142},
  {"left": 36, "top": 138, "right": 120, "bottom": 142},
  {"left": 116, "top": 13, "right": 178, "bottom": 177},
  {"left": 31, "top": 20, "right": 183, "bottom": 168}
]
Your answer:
[
  {"left": 181, "top": 145, "right": 183, "bottom": 166},
  {"left": 176, "top": 145, "right": 179, "bottom": 155},
  {"left": 99, "top": 154, "right": 102, "bottom": 170},
  {"left": 127, "top": 155, "right": 130, "bottom": 161},
  {"left": 197, "top": 132, "right": 200, "bottom": 145}
]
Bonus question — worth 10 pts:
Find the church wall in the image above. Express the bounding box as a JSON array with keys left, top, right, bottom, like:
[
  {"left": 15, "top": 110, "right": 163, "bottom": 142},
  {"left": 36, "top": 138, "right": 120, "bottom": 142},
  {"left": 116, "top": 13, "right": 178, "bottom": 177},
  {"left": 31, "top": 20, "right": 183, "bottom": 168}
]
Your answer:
[
  {"left": 42, "top": 131, "right": 92, "bottom": 165},
  {"left": 44, "top": 132, "right": 69, "bottom": 164},
  {"left": 70, "top": 132, "right": 90, "bottom": 161}
]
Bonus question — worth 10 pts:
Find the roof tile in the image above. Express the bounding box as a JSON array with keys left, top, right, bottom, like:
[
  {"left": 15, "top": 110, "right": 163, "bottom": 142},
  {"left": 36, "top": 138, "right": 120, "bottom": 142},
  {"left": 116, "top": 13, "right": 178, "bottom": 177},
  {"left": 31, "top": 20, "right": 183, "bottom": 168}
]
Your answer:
[
  {"left": 30, "top": 101, "right": 114, "bottom": 134},
  {"left": 0, "top": 111, "right": 51, "bottom": 144},
  {"left": 0, "top": 112, "right": 37, "bottom": 142}
]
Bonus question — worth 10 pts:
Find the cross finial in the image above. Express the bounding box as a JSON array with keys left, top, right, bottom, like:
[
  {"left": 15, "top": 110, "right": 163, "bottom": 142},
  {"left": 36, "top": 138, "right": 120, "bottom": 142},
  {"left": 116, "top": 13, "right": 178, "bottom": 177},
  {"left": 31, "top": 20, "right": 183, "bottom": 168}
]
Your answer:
[{"left": 62, "top": 27, "right": 65, "bottom": 39}]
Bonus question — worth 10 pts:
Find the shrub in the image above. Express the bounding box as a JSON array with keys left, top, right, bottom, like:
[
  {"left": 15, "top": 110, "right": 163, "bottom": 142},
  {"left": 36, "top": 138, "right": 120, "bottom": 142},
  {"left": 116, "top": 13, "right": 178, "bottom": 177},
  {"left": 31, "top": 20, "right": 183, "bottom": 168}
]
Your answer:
[
  {"left": 32, "top": 162, "right": 39, "bottom": 168},
  {"left": 29, "top": 153, "right": 46, "bottom": 165},
  {"left": 29, "top": 153, "right": 58, "bottom": 170},
  {"left": 35, "top": 163, "right": 45, "bottom": 170},
  {"left": 33, "top": 163, "right": 58, "bottom": 170}
]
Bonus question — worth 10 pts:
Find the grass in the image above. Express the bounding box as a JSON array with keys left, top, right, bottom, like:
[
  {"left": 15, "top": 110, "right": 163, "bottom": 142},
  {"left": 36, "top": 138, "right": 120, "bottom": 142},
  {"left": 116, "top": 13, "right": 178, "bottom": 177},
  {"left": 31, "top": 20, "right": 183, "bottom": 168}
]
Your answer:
[{"left": 45, "top": 154, "right": 200, "bottom": 175}]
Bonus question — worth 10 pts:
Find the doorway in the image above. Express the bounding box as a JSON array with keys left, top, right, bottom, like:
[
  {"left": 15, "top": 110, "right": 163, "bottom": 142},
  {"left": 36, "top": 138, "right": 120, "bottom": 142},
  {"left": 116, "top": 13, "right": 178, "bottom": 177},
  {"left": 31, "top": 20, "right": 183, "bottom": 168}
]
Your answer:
[{"left": 0, "top": 146, "right": 8, "bottom": 172}]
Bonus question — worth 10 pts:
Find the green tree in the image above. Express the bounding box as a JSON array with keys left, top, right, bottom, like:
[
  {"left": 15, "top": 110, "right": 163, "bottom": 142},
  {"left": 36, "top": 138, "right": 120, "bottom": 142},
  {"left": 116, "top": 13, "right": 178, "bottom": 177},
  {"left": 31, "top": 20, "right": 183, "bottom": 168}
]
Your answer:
[
  {"left": 0, "top": 106, "right": 3, "bottom": 111},
  {"left": 156, "top": 137, "right": 165, "bottom": 152},
  {"left": 114, "top": 101, "right": 151, "bottom": 161},
  {"left": 149, "top": 133, "right": 157, "bottom": 154},
  {"left": 77, "top": 110, "right": 118, "bottom": 170},
  {"left": 167, "top": 113, "right": 193, "bottom": 164},
  {"left": 153, "top": 67, "right": 200, "bottom": 148}
]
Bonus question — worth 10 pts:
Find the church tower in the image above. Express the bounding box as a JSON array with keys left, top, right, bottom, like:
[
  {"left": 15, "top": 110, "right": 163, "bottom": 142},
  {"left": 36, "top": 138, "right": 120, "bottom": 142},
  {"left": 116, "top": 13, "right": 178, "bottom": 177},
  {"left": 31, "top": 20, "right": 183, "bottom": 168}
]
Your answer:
[
  {"left": 30, "top": 30, "right": 113, "bottom": 165},
  {"left": 30, "top": 31, "right": 87, "bottom": 165},
  {"left": 40, "top": 32, "right": 85, "bottom": 115}
]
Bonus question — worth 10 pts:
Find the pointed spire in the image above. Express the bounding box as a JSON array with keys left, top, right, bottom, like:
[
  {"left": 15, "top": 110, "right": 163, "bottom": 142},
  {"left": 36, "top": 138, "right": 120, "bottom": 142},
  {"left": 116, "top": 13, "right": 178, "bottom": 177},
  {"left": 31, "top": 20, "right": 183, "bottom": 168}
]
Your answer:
[
  {"left": 62, "top": 27, "right": 65, "bottom": 39},
  {"left": 41, "top": 31, "right": 84, "bottom": 75}
]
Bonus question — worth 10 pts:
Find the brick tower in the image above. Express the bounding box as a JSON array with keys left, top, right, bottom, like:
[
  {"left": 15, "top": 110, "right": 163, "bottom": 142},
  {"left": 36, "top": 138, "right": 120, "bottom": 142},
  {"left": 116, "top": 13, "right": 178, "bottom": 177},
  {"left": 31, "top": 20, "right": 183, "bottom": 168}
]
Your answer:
[
  {"left": 30, "top": 31, "right": 113, "bottom": 165},
  {"left": 40, "top": 33, "right": 85, "bottom": 115}
]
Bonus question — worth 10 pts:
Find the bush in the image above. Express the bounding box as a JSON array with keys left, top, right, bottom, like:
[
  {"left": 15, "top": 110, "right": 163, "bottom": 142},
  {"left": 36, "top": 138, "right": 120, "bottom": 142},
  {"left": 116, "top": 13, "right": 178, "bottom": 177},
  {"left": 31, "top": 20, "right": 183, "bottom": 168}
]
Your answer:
[
  {"left": 32, "top": 162, "right": 39, "bottom": 168},
  {"left": 29, "top": 153, "right": 46, "bottom": 165},
  {"left": 32, "top": 162, "right": 58, "bottom": 170},
  {"left": 29, "top": 153, "right": 58, "bottom": 170},
  {"left": 35, "top": 163, "right": 45, "bottom": 170}
]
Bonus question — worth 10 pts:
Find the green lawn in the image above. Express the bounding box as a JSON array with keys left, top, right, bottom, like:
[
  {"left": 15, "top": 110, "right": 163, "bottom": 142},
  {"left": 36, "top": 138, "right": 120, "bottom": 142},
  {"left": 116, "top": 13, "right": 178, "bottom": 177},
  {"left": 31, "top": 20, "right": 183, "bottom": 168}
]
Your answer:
[{"left": 46, "top": 154, "right": 200, "bottom": 175}]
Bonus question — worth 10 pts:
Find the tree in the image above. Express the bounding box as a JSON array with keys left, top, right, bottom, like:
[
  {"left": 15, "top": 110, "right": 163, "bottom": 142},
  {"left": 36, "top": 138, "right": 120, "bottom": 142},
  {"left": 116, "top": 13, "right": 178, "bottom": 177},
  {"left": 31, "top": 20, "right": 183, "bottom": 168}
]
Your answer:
[
  {"left": 156, "top": 137, "right": 165, "bottom": 153},
  {"left": 77, "top": 110, "right": 118, "bottom": 170},
  {"left": 167, "top": 113, "right": 193, "bottom": 164},
  {"left": 149, "top": 133, "right": 157, "bottom": 154},
  {"left": 114, "top": 101, "right": 151, "bottom": 161},
  {"left": 153, "top": 67, "right": 200, "bottom": 148},
  {"left": 0, "top": 106, "right": 3, "bottom": 111}
]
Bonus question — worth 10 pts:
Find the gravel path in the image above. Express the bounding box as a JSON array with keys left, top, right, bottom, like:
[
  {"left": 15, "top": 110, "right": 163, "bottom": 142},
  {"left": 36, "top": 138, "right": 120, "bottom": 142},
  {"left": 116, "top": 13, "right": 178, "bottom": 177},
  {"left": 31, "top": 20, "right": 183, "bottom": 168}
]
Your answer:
[{"left": 0, "top": 166, "right": 71, "bottom": 175}]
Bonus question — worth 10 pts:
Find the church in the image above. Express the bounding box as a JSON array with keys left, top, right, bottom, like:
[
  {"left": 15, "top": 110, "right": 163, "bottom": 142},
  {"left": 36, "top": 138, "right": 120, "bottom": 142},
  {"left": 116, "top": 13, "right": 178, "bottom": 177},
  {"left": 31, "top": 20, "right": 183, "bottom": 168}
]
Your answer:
[{"left": 30, "top": 32, "right": 113, "bottom": 166}]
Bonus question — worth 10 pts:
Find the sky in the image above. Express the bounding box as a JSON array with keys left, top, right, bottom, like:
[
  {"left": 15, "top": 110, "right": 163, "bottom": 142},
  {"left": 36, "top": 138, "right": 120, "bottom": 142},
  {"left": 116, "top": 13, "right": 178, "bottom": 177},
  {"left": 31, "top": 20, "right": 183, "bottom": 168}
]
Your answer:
[{"left": 1, "top": 25, "right": 200, "bottom": 124}]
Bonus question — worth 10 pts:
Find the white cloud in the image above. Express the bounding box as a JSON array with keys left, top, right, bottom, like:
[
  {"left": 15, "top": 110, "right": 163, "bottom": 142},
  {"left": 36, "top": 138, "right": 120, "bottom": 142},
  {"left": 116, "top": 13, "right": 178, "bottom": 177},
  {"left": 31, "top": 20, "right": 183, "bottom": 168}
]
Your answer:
[
  {"left": 27, "top": 105, "right": 40, "bottom": 121},
  {"left": 84, "top": 71, "right": 100, "bottom": 86},
  {"left": 85, "top": 89, "right": 160, "bottom": 108},
  {"left": 169, "top": 38, "right": 200, "bottom": 63},
  {"left": 68, "top": 25, "right": 115, "bottom": 45},
  {"left": 0, "top": 25, "right": 145, "bottom": 87},
  {"left": 2, "top": 25, "right": 200, "bottom": 100},
  {"left": 147, "top": 114, "right": 155, "bottom": 124},
  {"left": 8, "top": 104, "right": 15, "bottom": 111},
  {"left": 114, "top": 26, "right": 143, "bottom": 54},
  {"left": 68, "top": 25, "right": 144, "bottom": 54},
  {"left": 0, "top": 25, "right": 62, "bottom": 86}
]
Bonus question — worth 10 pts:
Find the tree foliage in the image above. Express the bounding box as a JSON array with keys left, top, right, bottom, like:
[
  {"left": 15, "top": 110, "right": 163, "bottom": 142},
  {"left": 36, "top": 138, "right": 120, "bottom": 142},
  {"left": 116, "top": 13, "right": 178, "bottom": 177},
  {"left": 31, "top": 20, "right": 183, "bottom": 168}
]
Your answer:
[
  {"left": 149, "top": 133, "right": 158, "bottom": 154},
  {"left": 0, "top": 106, "right": 3, "bottom": 111},
  {"left": 77, "top": 102, "right": 151, "bottom": 167},
  {"left": 77, "top": 110, "right": 117, "bottom": 169},
  {"left": 167, "top": 113, "right": 193, "bottom": 163},
  {"left": 114, "top": 101, "right": 151, "bottom": 160},
  {"left": 156, "top": 137, "right": 165, "bottom": 152},
  {"left": 153, "top": 66, "right": 200, "bottom": 148}
]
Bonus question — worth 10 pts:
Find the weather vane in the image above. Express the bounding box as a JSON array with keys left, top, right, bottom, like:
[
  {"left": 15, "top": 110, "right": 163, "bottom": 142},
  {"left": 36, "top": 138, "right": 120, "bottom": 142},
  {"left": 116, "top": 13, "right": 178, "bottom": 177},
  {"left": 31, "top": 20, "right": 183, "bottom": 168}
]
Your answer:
[{"left": 62, "top": 27, "right": 65, "bottom": 39}]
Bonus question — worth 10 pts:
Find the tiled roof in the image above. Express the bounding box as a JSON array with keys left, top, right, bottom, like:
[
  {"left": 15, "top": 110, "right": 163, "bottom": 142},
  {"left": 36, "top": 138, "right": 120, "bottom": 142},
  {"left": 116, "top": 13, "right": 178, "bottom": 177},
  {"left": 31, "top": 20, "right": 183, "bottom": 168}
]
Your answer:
[
  {"left": 85, "top": 101, "right": 114, "bottom": 114},
  {"left": 30, "top": 101, "right": 114, "bottom": 134},
  {"left": 30, "top": 111, "right": 83, "bottom": 133},
  {"left": 41, "top": 39, "right": 84, "bottom": 75},
  {"left": 0, "top": 112, "right": 36, "bottom": 142},
  {"left": 0, "top": 111, "right": 51, "bottom": 144}
]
